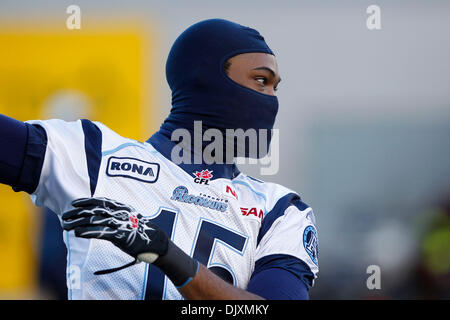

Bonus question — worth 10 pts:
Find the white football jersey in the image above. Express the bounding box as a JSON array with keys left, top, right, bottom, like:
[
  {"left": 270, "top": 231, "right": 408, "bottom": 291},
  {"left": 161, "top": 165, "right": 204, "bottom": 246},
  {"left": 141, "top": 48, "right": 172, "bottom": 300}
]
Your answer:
[{"left": 27, "top": 119, "right": 319, "bottom": 300}]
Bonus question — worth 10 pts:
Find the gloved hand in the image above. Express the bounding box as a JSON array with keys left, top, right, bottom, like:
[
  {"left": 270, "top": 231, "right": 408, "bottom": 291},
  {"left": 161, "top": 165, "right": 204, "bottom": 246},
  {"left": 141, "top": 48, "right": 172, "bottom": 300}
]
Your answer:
[{"left": 62, "top": 197, "right": 199, "bottom": 287}]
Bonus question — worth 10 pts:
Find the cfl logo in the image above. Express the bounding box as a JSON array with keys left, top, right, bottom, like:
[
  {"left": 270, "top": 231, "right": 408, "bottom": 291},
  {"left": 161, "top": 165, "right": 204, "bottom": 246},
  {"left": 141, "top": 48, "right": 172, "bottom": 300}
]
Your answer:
[{"left": 194, "top": 178, "right": 210, "bottom": 185}]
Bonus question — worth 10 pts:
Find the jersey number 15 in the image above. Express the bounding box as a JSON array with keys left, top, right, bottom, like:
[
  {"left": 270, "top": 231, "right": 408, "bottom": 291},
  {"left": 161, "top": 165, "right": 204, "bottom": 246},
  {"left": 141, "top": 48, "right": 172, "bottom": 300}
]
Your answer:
[{"left": 144, "top": 208, "right": 248, "bottom": 300}]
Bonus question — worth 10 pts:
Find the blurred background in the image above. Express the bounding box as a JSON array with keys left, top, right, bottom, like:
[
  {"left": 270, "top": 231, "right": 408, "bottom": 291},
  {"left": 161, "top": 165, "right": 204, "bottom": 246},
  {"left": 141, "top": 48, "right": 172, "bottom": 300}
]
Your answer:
[{"left": 0, "top": 0, "right": 448, "bottom": 299}]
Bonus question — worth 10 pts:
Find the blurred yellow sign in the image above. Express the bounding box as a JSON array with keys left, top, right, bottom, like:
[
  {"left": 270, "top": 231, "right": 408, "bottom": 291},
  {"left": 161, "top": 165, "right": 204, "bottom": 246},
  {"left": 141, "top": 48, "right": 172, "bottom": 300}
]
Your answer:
[{"left": 0, "top": 26, "right": 158, "bottom": 296}]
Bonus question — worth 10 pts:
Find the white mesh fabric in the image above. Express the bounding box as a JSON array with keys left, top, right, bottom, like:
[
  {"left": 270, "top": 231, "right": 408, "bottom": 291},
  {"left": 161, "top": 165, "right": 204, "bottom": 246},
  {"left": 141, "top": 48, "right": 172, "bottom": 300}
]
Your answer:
[{"left": 31, "top": 121, "right": 317, "bottom": 299}]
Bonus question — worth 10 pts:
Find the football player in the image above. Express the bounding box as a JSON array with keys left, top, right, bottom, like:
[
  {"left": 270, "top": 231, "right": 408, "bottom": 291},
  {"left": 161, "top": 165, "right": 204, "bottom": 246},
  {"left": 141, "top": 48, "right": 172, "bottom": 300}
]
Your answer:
[{"left": 0, "top": 19, "right": 318, "bottom": 299}]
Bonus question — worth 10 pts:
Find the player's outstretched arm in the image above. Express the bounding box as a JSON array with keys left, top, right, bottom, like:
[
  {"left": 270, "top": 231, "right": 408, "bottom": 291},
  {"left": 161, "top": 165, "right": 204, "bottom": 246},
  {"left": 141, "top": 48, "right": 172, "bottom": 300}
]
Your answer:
[
  {"left": 62, "top": 197, "right": 264, "bottom": 300},
  {"left": 0, "top": 114, "right": 29, "bottom": 187},
  {"left": 178, "top": 263, "right": 264, "bottom": 300},
  {"left": 0, "top": 114, "right": 47, "bottom": 195}
]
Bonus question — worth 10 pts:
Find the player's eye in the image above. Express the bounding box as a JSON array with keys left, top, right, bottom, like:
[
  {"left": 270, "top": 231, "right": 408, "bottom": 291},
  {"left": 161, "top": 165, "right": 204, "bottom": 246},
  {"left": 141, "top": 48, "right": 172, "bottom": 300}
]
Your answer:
[
  {"left": 255, "top": 77, "right": 267, "bottom": 86},
  {"left": 256, "top": 77, "right": 279, "bottom": 93}
]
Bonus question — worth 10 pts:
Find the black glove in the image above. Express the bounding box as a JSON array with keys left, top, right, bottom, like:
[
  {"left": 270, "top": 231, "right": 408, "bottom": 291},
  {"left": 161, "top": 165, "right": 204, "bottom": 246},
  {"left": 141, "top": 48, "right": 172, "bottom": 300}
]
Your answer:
[{"left": 62, "top": 197, "right": 199, "bottom": 288}]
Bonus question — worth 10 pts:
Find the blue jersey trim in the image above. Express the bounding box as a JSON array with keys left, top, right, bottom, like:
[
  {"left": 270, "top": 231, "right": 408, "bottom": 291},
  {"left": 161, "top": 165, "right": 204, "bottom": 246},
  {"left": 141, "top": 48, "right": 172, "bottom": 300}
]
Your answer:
[
  {"left": 251, "top": 253, "right": 314, "bottom": 290},
  {"left": 12, "top": 123, "right": 48, "bottom": 194},
  {"left": 147, "top": 131, "right": 241, "bottom": 180},
  {"left": 247, "top": 264, "right": 310, "bottom": 300},
  {"left": 247, "top": 254, "right": 314, "bottom": 299},
  {"left": 102, "top": 142, "right": 150, "bottom": 157},
  {"left": 65, "top": 231, "right": 73, "bottom": 300},
  {"left": 230, "top": 180, "right": 268, "bottom": 216},
  {"left": 257, "top": 192, "right": 309, "bottom": 246},
  {"left": 81, "top": 120, "right": 102, "bottom": 197},
  {"left": 0, "top": 114, "right": 28, "bottom": 188},
  {"left": 230, "top": 180, "right": 267, "bottom": 202}
]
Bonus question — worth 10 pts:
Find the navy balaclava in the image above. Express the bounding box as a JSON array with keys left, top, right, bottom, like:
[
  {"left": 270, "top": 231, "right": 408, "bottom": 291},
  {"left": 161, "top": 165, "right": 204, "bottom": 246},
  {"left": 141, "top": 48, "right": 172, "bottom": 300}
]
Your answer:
[{"left": 158, "top": 18, "right": 279, "bottom": 160}]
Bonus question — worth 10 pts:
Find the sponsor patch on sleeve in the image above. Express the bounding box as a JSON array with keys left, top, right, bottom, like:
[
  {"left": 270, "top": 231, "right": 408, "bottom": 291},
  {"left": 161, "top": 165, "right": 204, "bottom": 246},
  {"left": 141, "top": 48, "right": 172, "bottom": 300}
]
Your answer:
[{"left": 106, "top": 156, "right": 160, "bottom": 183}]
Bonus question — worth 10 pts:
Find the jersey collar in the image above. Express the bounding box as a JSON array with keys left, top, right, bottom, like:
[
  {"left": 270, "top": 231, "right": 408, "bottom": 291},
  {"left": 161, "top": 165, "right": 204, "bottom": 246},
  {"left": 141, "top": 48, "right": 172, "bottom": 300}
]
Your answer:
[{"left": 146, "top": 131, "right": 240, "bottom": 181}]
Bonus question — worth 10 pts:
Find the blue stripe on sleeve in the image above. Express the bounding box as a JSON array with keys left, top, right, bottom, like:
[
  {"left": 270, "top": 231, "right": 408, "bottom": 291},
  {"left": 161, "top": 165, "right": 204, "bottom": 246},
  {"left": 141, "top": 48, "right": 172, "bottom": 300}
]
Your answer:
[
  {"left": 81, "top": 119, "right": 103, "bottom": 197},
  {"left": 257, "top": 193, "right": 309, "bottom": 245},
  {"left": 12, "top": 123, "right": 48, "bottom": 194},
  {"left": 0, "top": 114, "right": 29, "bottom": 187},
  {"left": 247, "top": 254, "right": 314, "bottom": 299}
]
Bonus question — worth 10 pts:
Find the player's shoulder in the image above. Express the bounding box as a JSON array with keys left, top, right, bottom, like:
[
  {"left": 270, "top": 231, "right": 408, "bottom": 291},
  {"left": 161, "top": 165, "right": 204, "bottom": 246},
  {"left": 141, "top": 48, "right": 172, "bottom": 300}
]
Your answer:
[
  {"left": 89, "top": 120, "right": 153, "bottom": 154},
  {"left": 92, "top": 121, "right": 134, "bottom": 144},
  {"left": 26, "top": 118, "right": 83, "bottom": 133},
  {"left": 25, "top": 118, "right": 146, "bottom": 154},
  {"left": 25, "top": 118, "right": 91, "bottom": 145},
  {"left": 233, "top": 172, "right": 313, "bottom": 217}
]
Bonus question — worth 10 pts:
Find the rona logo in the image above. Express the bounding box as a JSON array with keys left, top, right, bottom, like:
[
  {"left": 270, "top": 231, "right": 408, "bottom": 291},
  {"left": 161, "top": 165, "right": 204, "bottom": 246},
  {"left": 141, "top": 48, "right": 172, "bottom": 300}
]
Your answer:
[{"left": 106, "top": 157, "right": 160, "bottom": 183}]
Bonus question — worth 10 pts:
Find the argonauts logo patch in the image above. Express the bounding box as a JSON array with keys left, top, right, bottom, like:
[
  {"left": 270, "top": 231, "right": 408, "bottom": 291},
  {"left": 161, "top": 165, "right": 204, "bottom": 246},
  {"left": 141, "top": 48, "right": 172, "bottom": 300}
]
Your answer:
[
  {"left": 303, "top": 225, "right": 319, "bottom": 266},
  {"left": 171, "top": 186, "right": 228, "bottom": 212}
]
